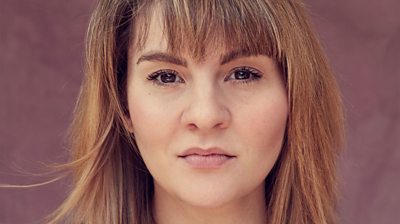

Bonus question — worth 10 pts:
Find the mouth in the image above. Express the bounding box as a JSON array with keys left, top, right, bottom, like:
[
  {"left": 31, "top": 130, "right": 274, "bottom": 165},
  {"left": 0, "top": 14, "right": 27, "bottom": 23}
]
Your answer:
[{"left": 178, "top": 147, "right": 236, "bottom": 169}]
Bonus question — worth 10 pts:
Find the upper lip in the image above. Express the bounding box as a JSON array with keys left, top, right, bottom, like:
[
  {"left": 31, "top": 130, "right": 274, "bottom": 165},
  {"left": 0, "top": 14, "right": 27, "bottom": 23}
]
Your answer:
[{"left": 178, "top": 147, "right": 235, "bottom": 157}]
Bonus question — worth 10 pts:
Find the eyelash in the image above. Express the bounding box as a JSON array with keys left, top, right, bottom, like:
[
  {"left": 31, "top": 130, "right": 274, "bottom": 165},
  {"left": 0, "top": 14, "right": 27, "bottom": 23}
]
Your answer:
[
  {"left": 146, "top": 67, "right": 263, "bottom": 87},
  {"left": 146, "top": 69, "right": 184, "bottom": 87}
]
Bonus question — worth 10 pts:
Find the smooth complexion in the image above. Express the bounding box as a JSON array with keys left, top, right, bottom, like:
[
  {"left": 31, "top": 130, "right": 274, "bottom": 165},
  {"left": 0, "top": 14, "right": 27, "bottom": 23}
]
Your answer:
[{"left": 126, "top": 10, "right": 288, "bottom": 224}]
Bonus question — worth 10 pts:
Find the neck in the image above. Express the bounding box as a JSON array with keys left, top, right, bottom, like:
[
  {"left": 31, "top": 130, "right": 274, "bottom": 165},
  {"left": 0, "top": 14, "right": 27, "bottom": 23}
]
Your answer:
[{"left": 153, "top": 183, "right": 267, "bottom": 224}]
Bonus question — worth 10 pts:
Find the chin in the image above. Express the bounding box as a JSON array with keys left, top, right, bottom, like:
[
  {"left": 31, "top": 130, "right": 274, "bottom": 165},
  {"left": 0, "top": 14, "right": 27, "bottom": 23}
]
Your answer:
[{"left": 177, "top": 186, "right": 239, "bottom": 209}]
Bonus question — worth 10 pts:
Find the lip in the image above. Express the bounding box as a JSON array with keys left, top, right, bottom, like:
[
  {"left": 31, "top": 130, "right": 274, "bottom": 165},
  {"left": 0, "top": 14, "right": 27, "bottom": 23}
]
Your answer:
[
  {"left": 178, "top": 147, "right": 236, "bottom": 169},
  {"left": 178, "top": 147, "right": 235, "bottom": 157}
]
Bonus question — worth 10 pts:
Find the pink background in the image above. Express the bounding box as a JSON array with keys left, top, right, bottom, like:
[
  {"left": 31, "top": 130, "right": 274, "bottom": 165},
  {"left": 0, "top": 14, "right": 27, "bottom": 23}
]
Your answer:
[{"left": 1, "top": 0, "right": 399, "bottom": 223}]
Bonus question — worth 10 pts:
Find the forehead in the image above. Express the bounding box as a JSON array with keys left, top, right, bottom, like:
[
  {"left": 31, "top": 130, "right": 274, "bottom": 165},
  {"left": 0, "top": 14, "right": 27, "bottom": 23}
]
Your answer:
[
  {"left": 129, "top": 1, "right": 279, "bottom": 62},
  {"left": 133, "top": 6, "right": 174, "bottom": 54},
  {"left": 130, "top": 5, "right": 226, "bottom": 61}
]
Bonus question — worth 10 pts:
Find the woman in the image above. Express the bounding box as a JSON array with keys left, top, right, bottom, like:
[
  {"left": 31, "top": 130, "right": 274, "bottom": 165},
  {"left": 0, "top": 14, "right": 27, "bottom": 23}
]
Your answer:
[{"left": 49, "top": 0, "right": 344, "bottom": 223}]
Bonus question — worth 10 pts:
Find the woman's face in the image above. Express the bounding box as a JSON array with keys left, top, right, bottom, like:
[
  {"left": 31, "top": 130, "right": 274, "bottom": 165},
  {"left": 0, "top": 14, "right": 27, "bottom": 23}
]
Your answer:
[{"left": 126, "top": 13, "right": 288, "bottom": 208}]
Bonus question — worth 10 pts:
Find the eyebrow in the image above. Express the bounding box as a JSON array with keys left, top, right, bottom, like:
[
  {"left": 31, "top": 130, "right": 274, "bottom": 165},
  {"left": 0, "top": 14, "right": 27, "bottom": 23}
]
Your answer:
[
  {"left": 136, "top": 52, "right": 188, "bottom": 66},
  {"left": 136, "top": 49, "right": 256, "bottom": 67}
]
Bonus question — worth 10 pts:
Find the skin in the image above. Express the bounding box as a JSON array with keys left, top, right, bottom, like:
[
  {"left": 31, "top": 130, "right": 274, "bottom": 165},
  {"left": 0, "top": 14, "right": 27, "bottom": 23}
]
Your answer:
[{"left": 126, "top": 9, "right": 288, "bottom": 224}]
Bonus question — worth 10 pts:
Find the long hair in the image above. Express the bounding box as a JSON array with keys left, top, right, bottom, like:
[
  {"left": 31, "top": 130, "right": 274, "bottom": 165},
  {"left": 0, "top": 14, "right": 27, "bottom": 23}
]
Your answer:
[{"left": 48, "top": 0, "right": 344, "bottom": 223}]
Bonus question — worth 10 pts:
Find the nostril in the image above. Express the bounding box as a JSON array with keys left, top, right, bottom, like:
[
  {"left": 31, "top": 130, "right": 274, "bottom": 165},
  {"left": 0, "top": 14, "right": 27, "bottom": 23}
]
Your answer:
[
  {"left": 187, "top": 123, "right": 197, "bottom": 130},
  {"left": 181, "top": 97, "right": 231, "bottom": 131}
]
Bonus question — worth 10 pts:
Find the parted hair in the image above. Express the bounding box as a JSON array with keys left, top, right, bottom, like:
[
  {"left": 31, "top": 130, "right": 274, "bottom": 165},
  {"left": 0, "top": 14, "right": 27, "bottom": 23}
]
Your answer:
[{"left": 48, "top": 0, "right": 344, "bottom": 223}]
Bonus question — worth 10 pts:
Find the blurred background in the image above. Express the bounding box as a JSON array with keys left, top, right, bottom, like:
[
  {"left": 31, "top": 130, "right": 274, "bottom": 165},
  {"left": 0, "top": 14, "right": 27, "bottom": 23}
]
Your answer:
[{"left": 0, "top": 0, "right": 399, "bottom": 223}]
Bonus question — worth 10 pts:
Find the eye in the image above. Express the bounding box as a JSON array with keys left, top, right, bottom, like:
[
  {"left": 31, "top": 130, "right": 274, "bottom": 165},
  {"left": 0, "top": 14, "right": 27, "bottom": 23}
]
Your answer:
[
  {"left": 224, "top": 66, "right": 263, "bottom": 84},
  {"left": 147, "top": 69, "right": 185, "bottom": 86}
]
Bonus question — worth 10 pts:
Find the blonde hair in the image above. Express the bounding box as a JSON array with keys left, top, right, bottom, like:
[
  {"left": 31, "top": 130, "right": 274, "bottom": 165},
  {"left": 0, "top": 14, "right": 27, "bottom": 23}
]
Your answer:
[{"left": 48, "top": 0, "right": 344, "bottom": 223}]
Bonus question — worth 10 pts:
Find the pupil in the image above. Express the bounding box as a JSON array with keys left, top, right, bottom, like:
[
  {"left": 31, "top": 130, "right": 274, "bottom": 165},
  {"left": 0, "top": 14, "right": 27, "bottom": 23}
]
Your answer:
[
  {"left": 235, "top": 70, "right": 250, "bottom": 80},
  {"left": 161, "top": 73, "right": 176, "bottom": 83}
]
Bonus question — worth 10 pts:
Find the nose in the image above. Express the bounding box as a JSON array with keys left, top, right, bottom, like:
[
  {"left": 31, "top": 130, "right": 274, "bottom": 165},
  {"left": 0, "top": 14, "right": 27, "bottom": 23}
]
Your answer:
[{"left": 181, "top": 83, "right": 231, "bottom": 132}]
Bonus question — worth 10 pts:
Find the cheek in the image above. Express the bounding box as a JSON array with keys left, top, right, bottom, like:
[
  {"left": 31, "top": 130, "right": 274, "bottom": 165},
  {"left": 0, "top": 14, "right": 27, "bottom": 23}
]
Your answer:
[
  {"left": 128, "top": 95, "right": 163, "bottom": 139},
  {"left": 126, "top": 88, "right": 181, "bottom": 160},
  {"left": 128, "top": 96, "right": 164, "bottom": 174},
  {"left": 236, "top": 94, "right": 288, "bottom": 177},
  {"left": 128, "top": 96, "right": 159, "bottom": 133},
  {"left": 236, "top": 87, "right": 287, "bottom": 145},
  {"left": 253, "top": 102, "right": 287, "bottom": 147},
  {"left": 127, "top": 80, "right": 182, "bottom": 133}
]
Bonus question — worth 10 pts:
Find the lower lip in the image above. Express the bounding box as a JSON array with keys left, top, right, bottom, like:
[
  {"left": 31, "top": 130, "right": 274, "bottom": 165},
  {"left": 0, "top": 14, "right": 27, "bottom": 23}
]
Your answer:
[{"left": 179, "top": 154, "right": 235, "bottom": 169}]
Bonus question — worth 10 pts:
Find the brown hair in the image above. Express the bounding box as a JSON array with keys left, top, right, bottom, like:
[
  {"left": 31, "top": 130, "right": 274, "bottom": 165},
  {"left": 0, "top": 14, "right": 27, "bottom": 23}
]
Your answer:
[{"left": 47, "top": 0, "right": 344, "bottom": 223}]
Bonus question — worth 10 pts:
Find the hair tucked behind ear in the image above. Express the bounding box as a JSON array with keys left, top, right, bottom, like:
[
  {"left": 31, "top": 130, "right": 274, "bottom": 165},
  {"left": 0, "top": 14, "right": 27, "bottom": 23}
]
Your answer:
[{"left": 47, "top": 0, "right": 344, "bottom": 223}]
